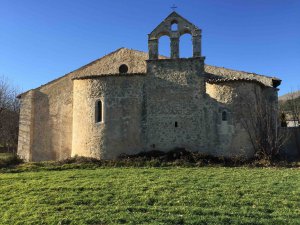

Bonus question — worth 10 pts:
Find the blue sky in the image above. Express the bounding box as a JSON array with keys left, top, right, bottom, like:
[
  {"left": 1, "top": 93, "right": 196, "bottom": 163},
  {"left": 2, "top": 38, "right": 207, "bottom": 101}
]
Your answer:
[{"left": 1, "top": 0, "right": 299, "bottom": 95}]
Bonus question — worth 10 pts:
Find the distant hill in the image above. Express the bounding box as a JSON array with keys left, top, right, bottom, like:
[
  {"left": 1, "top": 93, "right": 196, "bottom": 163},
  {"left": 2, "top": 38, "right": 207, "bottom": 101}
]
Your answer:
[
  {"left": 279, "top": 90, "right": 300, "bottom": 113},
  {"left": 279, "top": 90, "right": 300, "bottom": 102}
]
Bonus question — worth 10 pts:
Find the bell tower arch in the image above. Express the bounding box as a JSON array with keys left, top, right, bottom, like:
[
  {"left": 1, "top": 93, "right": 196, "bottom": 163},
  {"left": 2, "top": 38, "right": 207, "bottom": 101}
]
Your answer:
[
  {"left": 148, "top": 12, "right": 202, "bottom": 59},
  {"left": 145, "top": 12, "right": 207, "bottom": 152}
]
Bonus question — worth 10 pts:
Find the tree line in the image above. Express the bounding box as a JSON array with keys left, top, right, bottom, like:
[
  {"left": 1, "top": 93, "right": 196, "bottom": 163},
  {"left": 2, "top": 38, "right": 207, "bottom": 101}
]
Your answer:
[{"left": 0, "top": 76, "right": 20, "bottom": 152}]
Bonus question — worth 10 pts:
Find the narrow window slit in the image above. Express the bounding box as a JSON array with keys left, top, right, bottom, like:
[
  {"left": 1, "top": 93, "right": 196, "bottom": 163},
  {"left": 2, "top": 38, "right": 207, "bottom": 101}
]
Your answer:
[
  {"left": 95, "top": 100, "right": 102, "bottom": 123},
  {"left": 222, "top": 111, "right": 227, "bottom": 121}
]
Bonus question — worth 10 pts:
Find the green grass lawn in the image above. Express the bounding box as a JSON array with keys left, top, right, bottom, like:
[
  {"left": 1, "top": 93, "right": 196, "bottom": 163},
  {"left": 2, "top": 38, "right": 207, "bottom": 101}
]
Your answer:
[{"left": 0, "top": 167, "right": 299, "bottom": 225}]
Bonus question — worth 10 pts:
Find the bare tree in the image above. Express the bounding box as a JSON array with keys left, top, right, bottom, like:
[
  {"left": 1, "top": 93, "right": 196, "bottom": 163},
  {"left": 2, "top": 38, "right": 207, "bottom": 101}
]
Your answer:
[
  {"left": 238, "top": 86, "right": 287, "bottom": 160},
  {"left": 280, "top": 90, "right": 300, "bottom": 155},
  {"left": 285, "top": 91, "right": 300, "bottom": 127},
  {"left": 0, "top": 76, "right": 20, "bottom": 153}
]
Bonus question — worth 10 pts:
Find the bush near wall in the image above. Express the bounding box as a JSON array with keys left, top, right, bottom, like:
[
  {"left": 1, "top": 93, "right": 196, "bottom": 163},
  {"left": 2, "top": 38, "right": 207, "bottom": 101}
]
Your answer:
[
  {"left": 2, "top": 149, "right": 300, "bottom": 173},
  {"left": 0, "top": 153, "right": 23, "bottom": 168}
]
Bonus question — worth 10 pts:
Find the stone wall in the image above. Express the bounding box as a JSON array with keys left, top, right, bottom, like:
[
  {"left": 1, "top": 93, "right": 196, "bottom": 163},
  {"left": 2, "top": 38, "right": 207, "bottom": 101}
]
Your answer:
[
  {"left": 144, "top": 58, "right": 217, "bottom": 153},
  {"left": 206, "top": 81, "right": 279, "bottom": 158},
  {"left": 22, "top": 74, "right": 74, "bottom": 162},
  {"left": 17, "top": 90, "right": 35, "bottom": 161},
  {"left": 72, "top": 75, "right": 145, "bottom": 159},
  {"left": 18, "top": 48, "right": 150, "bottom": 162},
  {"left": 17, "top": 48, "right": 280, "bottom": 162},
  {"left": 207, "top": 82, "right": 253, "bottom": 157}
]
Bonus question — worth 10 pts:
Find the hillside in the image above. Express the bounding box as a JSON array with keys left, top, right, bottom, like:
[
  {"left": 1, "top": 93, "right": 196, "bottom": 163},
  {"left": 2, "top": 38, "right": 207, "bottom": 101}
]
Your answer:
[
  {"left": 279, "top": 90, "right": 300, "bottom": 112},
  {"left": 279, "top": 90, "right": 300, "bottom": 102}
]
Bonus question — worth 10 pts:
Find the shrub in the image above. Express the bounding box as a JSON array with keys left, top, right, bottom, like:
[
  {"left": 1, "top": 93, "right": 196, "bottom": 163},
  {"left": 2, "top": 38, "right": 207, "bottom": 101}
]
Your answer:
[
  {"left": 0, "top": 154, "right": 23, "bottom": 168},
  {"left": 1, "top": 148, "right": 298, "bottom": 172},
  {"left": 57, "top": 155, "right": 100, "bottom": 165}
]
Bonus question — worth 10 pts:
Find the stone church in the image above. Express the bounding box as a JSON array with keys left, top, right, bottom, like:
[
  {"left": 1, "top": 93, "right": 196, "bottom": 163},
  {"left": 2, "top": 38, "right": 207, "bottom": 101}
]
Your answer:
[{"left": 17, "top": 12, "right": 281, "bottom": 161}]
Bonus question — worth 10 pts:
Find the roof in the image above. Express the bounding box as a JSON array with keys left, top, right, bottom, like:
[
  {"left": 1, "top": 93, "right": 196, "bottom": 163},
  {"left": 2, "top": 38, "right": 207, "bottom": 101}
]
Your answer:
[
  {"left": 73, "top": 73, "right": 146, "bottom": 80},
  {"left": 206, "top": 77, "right": 267, "bottom": 87},
  {"left": 18, "top": 48, "right": 281, "bottom": 98},
  {"left": 204, "top": 65, "right": 281, "bottom": 87}
]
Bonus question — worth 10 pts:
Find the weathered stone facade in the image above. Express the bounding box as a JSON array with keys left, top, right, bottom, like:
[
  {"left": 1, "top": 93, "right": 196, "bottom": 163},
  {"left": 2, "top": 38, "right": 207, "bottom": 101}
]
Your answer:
[{"left": 17, "top": 12, "right": 281, "bottom": 161}]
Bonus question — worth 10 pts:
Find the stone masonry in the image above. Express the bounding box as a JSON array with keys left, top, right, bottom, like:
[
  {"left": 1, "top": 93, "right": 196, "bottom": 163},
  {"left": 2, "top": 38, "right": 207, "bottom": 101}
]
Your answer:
[{"left": 17, "top": 12, "right": 281, "bottom": 161}]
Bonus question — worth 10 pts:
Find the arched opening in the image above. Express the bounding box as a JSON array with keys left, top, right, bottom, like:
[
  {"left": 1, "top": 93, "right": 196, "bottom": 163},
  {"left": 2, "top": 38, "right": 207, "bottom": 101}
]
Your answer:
[
  {"left": 179, "top": 33, "right": 193, "bottom": 58},
  {"left": 171, "top": 21, "right": 178, "bottom": 31},
  {"left": 158, "top": 35, "right": 171, "bottom": 58},
  {"left": 222, "top": 111, "right": 227, "bottom": 121},
  {"left": 119, "top": 64, "right": 128, "bottom": 74},
  {"left": 95, "top": 100, "right": 102, "bottom": 123}
]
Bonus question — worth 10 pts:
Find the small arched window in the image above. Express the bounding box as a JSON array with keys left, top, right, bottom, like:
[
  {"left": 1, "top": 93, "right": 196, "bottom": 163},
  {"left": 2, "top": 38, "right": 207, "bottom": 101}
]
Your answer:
[
  {"left": 171, "top": 21, "right": 178, "bottom": 31},
  {"left": 222, "top": 111, "right": 227, "bottom": 121},
  {"left": 95, "top": 100, "right": 102, "bottom": 123}
]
